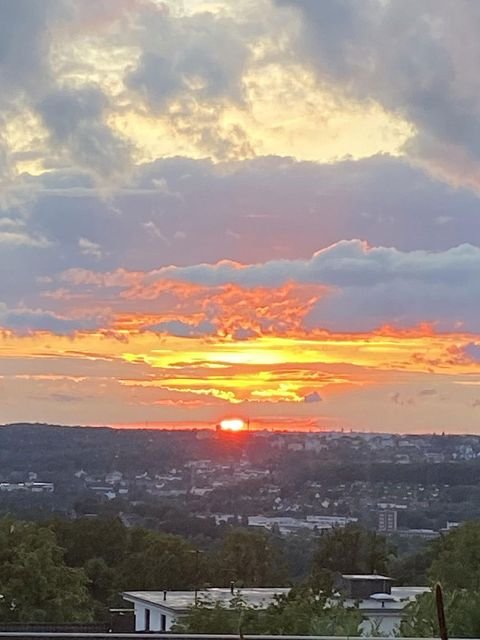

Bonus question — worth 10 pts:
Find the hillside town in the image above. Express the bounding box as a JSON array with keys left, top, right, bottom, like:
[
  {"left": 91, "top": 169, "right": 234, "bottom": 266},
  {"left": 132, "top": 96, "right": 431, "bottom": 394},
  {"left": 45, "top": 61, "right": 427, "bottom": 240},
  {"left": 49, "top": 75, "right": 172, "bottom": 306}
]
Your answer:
[{"left": 1, "top": 425, "right": 479, "bottom": 540}]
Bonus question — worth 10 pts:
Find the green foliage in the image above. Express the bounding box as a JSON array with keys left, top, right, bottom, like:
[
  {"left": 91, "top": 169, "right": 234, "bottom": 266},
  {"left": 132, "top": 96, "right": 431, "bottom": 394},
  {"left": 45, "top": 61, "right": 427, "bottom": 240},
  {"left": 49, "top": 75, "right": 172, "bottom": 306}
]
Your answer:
[
  {"left": 215, "top": 528, "right": 288, "bottom": 586},
  {"left": 173, "top": 595, "right": 249, "bottom": 634},
  {"left": 429, "top": 522, "right": 480, "bottom": 590},
  {"left": 118, "top": 528, "right": 198, "bottom": 590},
  {"left": 401, "top": 589, "right": 480, "bottom": 638},
  {"left": 175, "top": 588, "right": 362, "bottom": 636},
  {"left": 387, "top": 536, "right": 433, "bottom": 586},
  {"left": 84, "top": 557, "right": 116, "bottom": 618},
  {"left": 311, "top": 525, "right": 390, "bottom": 588},
  {"left": 51, "top": 517, "right": 128, "bottom": 567},
  {"left": 401, "top": 523, "right": 480, "bottom": 637},
  {"left": 0, "top": 519, "right": 92, "bottom": 622}
]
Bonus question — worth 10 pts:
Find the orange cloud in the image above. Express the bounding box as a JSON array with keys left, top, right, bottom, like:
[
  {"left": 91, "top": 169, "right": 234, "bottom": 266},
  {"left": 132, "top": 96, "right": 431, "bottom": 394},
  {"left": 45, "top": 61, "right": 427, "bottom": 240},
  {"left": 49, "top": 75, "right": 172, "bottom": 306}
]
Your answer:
[
  {"left": 2, "top": 324, "right": 480, "bottom": 408},
  {"left": 101, "top": 280, "right": 329, "bottom": 337}
]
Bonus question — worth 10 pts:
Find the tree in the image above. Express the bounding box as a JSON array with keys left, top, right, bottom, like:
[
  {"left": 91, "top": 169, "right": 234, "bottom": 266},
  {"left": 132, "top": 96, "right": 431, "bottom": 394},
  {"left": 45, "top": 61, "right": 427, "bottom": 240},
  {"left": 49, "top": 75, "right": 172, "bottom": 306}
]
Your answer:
[
  {"left": 84, "top": 557, "right": 116, "bottom": 618},
  {"left": 173, "top": 596, "right": 247, "bottom": 634},
  {"left": 401, "top": 523, "right": 480, "bottom": 637},
  {"left": 310, "top": 525, "right": 390, "bottom": 588},
  {"left": 51, "top": 517, "right": 128, "bottom": 567},
  {"left": 175, "top": 588, "right": 362, "bottom": 636},
  {"left": 118, "top": 529, "right": 199, "bottom": 590},
  {"left": 401, "top": 589, "right": 480, "bottom": 638},
  {"left": 215, "top": 528, "right": 287, "bottom": 586},
  {"left": 0, "top": 518, "right": 92, "bottom": 622},
  {"left": 257, "top": 589, "right": 362, "bottom": 636},
  {"left": 429, "top": 521, "right": 480, "bottom": 590}
]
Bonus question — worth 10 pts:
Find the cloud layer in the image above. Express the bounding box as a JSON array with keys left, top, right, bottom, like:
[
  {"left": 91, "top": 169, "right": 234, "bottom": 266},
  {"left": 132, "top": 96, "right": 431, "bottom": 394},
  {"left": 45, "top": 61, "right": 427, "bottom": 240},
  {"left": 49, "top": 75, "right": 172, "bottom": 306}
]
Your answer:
[{"left": 1, "top": 0, "right": 480, "bottom": 432}]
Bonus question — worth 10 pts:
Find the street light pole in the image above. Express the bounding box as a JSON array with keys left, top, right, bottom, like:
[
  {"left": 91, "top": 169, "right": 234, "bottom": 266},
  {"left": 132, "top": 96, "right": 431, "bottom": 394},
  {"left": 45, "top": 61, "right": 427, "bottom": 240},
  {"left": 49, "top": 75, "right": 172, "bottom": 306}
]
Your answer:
[
  {"left": 194, "top": 549, "right": 199, "bottom": 606},
  {"left": 187, "top": 549, "right": 204, "bottom": 607}
]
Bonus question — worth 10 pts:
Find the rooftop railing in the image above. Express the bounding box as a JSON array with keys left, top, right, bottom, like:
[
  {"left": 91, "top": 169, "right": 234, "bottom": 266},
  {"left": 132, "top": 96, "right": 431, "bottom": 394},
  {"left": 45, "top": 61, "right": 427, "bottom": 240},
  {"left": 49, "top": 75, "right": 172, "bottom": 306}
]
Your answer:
[{"left": 0, "top": 633, "right": 467, "bottom": 640}]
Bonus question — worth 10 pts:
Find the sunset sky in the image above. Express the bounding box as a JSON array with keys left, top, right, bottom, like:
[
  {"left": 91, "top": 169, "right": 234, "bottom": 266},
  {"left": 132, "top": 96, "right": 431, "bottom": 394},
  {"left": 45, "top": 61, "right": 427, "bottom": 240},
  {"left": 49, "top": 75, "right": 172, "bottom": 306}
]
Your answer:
[{"left": 2, "top": 0, "right": 480, "bottom": 433}]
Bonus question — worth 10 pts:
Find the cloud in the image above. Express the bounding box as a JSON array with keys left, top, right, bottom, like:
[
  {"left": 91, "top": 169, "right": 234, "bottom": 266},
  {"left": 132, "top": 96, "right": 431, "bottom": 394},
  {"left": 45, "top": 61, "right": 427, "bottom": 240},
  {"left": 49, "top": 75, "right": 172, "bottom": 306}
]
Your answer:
[
  {"left": 304, "top": 391, "right": 322, "bottom": 403},
  {"left": 277, "top": 0, "right": 480, "bottom": 190},
  {"left": 5, "top": 153, "right": 480, "bottom": 335},
  {"left": 125, "top": 4, "right": 253, "bottom": 159},
  {"left": 0, "top": 304, "right": 103, "bottom": 334},
  {"left": 36, "top": 86, "right": 131, "bottom": 181},
  {"left": 390, "top": 392, "right": 415, "bottom": 407},
  {"left": 0, "top": 0, "right": 59, "bottom": 98},
  {"left": 147, "top": 319, "right": 217, "bottom": 337},
  {"left": 418, "top": 388, "right": 438, "bottom": 397},
  {"left": 3, "top": 150, "right": 480, "bottom": 308},
  {"left": 124, "top": 240, "right": 480, "bottom": 331},
  {"left": 127, "top": 6, "right": 250, "bottom": 108},
  {"left": 36, "top": 236, "right": 480, "bottom": 335},
  {"left": 0, "top": 230, "right": 51, "bottom": 248},
  {"left": 463, "top": 343, "right": 480, "bottom": 363},
  {"left": 78, "top": 237, "right": 103, "bottom": 260}
]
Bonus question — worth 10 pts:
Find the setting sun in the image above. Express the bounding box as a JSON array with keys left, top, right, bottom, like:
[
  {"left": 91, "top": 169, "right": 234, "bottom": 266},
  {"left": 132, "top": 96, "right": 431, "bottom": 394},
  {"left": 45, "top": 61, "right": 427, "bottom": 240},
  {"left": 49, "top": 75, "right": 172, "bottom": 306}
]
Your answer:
[{"left": 219, "top": 418, "right": 247, "bottom": 432}]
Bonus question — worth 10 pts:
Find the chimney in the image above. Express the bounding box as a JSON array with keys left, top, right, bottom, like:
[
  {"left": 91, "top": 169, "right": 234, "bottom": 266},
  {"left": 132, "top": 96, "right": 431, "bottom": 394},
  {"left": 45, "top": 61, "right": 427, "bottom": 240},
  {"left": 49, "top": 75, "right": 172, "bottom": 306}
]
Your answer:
[
  {"left": 230, "top": 581, "right": 235, "bottom": 595},
  {"left": 163, "top": 591, "right": 167, "bottom": 601}
]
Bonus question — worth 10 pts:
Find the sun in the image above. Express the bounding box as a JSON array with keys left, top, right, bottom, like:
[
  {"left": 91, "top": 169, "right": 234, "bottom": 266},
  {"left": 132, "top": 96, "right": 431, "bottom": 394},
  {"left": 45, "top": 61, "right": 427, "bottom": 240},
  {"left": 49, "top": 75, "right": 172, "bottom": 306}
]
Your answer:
[{"left": 219, "top": 417, "right": 247, "bottom": 432}]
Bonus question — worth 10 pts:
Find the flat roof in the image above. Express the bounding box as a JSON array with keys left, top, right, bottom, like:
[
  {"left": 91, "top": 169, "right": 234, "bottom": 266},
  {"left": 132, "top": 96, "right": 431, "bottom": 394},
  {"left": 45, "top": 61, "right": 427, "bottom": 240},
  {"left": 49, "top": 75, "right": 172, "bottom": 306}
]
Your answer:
[
  {"left": 123, "top": 588, "right": 290, "bottom": 612},
  {"left": 341, "top": 574, "right": 393, "bottom": 581}
]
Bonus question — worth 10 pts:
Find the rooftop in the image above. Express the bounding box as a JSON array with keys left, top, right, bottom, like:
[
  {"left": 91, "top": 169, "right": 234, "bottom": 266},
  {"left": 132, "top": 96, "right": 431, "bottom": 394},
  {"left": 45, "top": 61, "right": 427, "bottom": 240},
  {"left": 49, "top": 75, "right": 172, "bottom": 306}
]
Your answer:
[
  {"left": 341, "top": 574, "right": 393, "bottom": 581},
  {"left": 123, "top": 588, "right": 290, "bottom": 612}
]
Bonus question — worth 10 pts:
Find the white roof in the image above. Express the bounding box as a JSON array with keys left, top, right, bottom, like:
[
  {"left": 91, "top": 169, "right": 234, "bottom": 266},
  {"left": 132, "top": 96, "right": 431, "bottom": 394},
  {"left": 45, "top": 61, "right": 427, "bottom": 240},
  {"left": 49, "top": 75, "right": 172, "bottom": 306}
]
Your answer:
[
  {"left": 342, "top": 574, "right": 393, "bottom": 581},
  {"left": 370, "top": 593, "right": 396, "bottom": 601},
  {"left": 391, "top": 586, "right": 430, "bottom": 600},
  {"left": 123, "top": 588, "right": 290, "bottom": 612}
]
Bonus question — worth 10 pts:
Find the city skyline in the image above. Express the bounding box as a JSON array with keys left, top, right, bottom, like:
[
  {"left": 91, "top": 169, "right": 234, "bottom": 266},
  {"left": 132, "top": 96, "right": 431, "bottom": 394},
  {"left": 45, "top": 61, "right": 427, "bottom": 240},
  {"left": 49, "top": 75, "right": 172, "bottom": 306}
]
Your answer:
[{"left": 2, "top": 1, "right": 480, "bottom": 433}]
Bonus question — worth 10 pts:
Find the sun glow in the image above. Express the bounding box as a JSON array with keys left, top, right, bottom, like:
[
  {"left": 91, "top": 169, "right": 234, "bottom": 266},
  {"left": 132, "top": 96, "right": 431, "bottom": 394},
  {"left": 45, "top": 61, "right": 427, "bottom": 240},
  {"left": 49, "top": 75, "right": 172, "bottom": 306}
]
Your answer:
[{"left": 219, "top": 417, "right": 247, "bottom": 432}]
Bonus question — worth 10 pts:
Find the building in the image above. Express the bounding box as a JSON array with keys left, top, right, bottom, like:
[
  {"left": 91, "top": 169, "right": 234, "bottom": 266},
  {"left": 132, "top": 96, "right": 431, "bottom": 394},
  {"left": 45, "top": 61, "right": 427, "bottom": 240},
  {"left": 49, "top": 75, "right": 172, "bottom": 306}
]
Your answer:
[
  {"left": 378, "top": 509, "right": 398, "bottom": 532},
  {"left": 337, "top": 574, "right": 393, "bottom": 599},
  {"left": 355, "top": 586, "right": 430, "bottom": 636},
  {"left": 123, "top": 578, "right": 430, "bottom": 636},
  {"left": 122, "top": 588, "right": 290, "bottom": 632},
  {"left": 337, "top": 575, "right": 429, "bottom": 636},
  {"left": 247, "top": 514, "right": 357, "bottom": 535}
]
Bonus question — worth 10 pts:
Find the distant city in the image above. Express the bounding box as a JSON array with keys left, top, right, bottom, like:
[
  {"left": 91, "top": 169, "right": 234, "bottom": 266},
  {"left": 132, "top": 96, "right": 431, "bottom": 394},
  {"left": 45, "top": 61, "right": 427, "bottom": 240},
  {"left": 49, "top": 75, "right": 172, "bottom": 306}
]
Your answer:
[{"left": 1, "top": 423, "right": 479, "bottom": 536}]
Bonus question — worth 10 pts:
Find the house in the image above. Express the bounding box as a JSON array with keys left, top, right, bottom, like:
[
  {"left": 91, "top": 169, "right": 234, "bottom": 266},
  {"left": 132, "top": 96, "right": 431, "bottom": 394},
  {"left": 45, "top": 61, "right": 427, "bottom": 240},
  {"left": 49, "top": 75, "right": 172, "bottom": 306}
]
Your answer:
[
  {"left": 337, "top": 574, "right": 393, "bottom": 599},
  {"left": 123, "top": 579, "right": 430, "bottom": 636},
  {"left": 122, "top": 588, "right": 289, "bottom": 631},
  {"left": 336, "top": 575, "right": 429, "bottom": 636},
  {"left": 355, "top": 586, "right": 430, "bottom": 636}
]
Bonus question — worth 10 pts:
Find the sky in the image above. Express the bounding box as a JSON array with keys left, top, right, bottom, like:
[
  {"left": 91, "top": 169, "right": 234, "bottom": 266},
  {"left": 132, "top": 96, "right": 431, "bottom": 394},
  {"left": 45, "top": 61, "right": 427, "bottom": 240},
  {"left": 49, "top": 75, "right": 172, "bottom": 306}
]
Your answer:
[{"left": 2, "top": 0, "right": 480, "bottom": 433}]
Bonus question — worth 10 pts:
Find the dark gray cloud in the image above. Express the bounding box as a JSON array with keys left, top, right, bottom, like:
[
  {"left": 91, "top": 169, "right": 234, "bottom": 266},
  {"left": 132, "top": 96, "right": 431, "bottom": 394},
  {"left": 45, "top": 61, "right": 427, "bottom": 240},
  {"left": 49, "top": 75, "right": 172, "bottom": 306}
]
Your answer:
[
  {"left": 0, "top": 1, "right": 137, "bottom": 193},
  {"left": 127, "top": 9, "right": 250, "bottom": 108},
  {"left": 147, "top": 319, "right": 217, "bottom": 337},
  {"left": 304, "top": 391, "right": 322, "bottom": 403},
  {"left": 0, "top": 305, "right": 103, "bottom": 334},
  {"left": 463, "top": 343, "right": 480, "bottom": 363},
  {"left": 37, "top": 86, "right": 131, "bottom": 181},
  {"left": 418, "top": 389, "right": 438, "bottom": 397},
  {"left": 0, "top": 0, "right": 60, "bottom": 98},
  {"left": 125, "top": 6, "right": 253, "bottom": 159},
  {"left": 3, "top": 153, "right": 480, "bottom": 317},
  {"left": 278, "top": 0, "right": 480, "bottom": 189}
]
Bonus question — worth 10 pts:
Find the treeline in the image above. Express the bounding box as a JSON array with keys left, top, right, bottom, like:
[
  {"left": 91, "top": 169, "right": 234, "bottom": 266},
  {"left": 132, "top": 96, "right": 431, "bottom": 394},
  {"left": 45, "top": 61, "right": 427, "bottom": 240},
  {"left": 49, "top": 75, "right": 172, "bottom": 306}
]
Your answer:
[{"left": 0, "top": 425, "right": 266, "bottom": 477}]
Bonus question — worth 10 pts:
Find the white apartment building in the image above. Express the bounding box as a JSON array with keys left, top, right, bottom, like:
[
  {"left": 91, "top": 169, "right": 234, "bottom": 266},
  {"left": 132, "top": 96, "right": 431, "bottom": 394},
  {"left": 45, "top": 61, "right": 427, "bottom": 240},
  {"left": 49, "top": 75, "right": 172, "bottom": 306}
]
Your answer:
[{"left": 123, "top": 579, "right": 429, "bottom": 636}]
